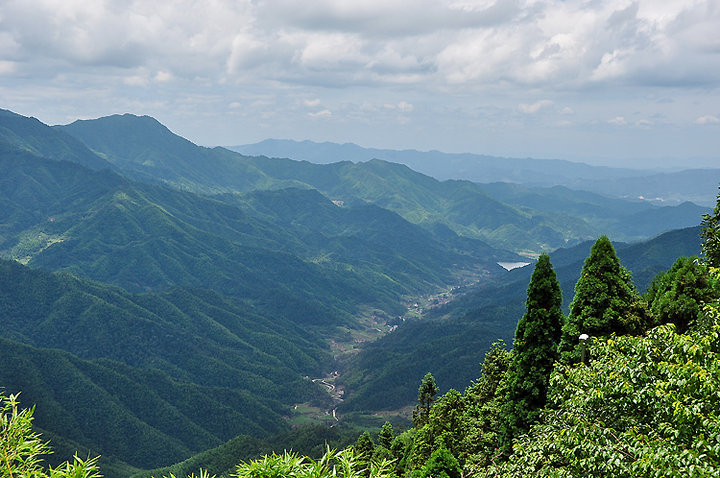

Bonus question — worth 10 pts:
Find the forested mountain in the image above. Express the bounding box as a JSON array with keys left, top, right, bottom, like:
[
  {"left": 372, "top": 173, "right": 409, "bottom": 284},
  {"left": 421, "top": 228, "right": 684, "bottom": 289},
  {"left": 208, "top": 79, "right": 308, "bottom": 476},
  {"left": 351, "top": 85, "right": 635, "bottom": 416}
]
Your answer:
[
  {"left": 0, "top": 258, "right": 332, "bottom": 472},
  {"left": 57, "top": 114, "right": 710, "bottom": 253},
  {"left": 230, "top": 138, "right": 720, "bottom": 207},
  {"left": 0, "top": 109, "right": 111, "bottom": 171},
  {"left": 2, "top": 149, "right": 511, "bottom": 325}
]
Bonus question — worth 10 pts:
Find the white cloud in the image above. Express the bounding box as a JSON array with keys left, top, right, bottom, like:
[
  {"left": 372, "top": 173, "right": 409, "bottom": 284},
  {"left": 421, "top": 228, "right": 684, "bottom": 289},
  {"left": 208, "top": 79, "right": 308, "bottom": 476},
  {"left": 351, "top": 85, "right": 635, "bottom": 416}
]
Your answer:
[
  {"left": 397, "top": 101, "right": 414, "bottom": 112},
  {"left": 695, "top": 115, "right": 720, "bottom": 125},
  {"left": 155, "top": 71, "right": 173, "bottom": 82},
  {"left": 608, "top": 116, "right": 627, "bottom": 125},
  {"left": 304, "top": 99, "right": 321, "bottom": 107},
  {"left": 308, "top": 109, "right": 332, "bottom": 118},
  {"left": 519, "top": 100, "right": 553, "bottom": 114},
  {"left": 0, "top": 60, "right": 17, "bottom": 75},
  {"left": 123, "top": 75, "right": 149, "bottom": 87}
]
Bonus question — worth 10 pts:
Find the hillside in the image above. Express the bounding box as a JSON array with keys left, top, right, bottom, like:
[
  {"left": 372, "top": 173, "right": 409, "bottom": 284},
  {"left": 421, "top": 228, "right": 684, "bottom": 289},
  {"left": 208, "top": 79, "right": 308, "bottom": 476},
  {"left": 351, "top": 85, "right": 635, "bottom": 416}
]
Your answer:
[
  {"left": 2, "top": 150, "right": 508, "bottom": 326},
  {"left": 0, "top": 109, "right": 111, "bottom": 171},
  {"left": 0, "top": 258, "right": 334, "bottom": 473}
]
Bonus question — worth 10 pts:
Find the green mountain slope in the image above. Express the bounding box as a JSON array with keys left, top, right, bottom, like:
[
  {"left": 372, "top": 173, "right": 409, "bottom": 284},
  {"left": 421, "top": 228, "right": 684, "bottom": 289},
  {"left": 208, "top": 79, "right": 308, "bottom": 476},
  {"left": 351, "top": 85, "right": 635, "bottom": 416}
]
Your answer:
[
  {"left": 0, "top": 109, "right": 111, "bottom": 170},
  {"left": 2, "top": 150, "right": 498, "bottom": 326},
  {"left": 480, "top": 183, "right": 709, "bottom": 241},
  {"left": 57, "top": 113, "right": 709, "bottom": 253},
  {"left": 0, "top": 258, "right": 334, "bottom": 473},
  {"left": 57, "top": 114, "right": 275, "bottom": 193},
  {"left": 230, "top": 138, "right": 720, "bottom": 207},
  {"left": 54, "top": 114, "right": 593, "bottom": 252}
]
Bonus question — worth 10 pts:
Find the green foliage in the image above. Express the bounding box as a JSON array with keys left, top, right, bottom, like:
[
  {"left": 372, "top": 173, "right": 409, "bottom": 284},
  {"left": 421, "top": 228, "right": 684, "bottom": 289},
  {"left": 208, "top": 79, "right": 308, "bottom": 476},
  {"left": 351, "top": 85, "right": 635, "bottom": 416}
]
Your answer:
[
  {"left": 0, "top": 392, "right": 101, "bottom": 478},
  {"left": 412, "top": 373, "right": 438, "bottom": 428},
  {"left": 501, "top": 253, "right": 564, "bottom": 450},
  {"left": 646, "top": 256, "right": 717, "bottom": 333},
  {"left": 398, "top": 343, "right": 510, "bottom": 475},
  {"left": 412, "top": 446, "right": 461, "bottom": 478},
  {"left": 377, "top": 422, "right": 394, "bottom": 451},
  {"left": 231, "top": 448, "right": 394, "bottom": 478},
  {"left": 559, "top": 236, "right": 640, "bottom": 363},
  {"left": 701, "top": 184, "right": 720, "bottom": 267},
  {"left": 491, "top": 299, "right": 720, "bottom": 476},
  {"left": 353, "top": 432, "right": 375, "bottom": 459}
]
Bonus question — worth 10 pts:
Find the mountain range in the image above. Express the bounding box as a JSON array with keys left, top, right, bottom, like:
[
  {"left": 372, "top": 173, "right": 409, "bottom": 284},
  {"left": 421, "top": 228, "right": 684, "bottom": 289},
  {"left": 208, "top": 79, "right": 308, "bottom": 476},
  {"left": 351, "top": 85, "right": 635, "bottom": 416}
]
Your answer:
[
  {"left": 0, "top": 107, "right": 716, "bottom": 477},
  {"left": 230, "top": 139, "right": 720, "bottom": 207}
]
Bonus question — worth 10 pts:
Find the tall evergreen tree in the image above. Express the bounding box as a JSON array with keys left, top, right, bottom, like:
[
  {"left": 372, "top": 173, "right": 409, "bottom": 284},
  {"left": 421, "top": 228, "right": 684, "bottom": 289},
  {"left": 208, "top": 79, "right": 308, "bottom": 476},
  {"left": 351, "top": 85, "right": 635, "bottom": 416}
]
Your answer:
[
  {"left": 559, "top": 236, "right": 639, "bottom": 364},
  {"left": 413, "top": 372, "right": 439, "bottom": 427},
  {"left": 701, "top": 184, "right": 720, "bottom": 268},
  {"left": 378, "top": 421, "right": 394, "bottom": 450},
  {"left": 501, "top": 253, "right": 564, "bottom": 450}
]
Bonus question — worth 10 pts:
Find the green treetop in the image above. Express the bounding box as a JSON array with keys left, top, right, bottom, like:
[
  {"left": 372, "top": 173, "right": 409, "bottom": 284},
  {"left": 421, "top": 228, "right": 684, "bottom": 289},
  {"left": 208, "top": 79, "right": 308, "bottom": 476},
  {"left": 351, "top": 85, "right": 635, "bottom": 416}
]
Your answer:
[
  {"left": 701, "top": 183, "right": 720, "bottom": 268},
  {"left": 559, "top": 236, "right": 639, "bottom": 364},
  {"left": 413, "top": 372, "right": 438, "bottom": 427},
  {"left": 646, "top": 256, "right": 717, "bottom": 333},
  {"left": 378, "top": 421, "right": 394, "bottom": 450},
  {"left": 501, "top": 253, "right": 564, "bottom": 449}
]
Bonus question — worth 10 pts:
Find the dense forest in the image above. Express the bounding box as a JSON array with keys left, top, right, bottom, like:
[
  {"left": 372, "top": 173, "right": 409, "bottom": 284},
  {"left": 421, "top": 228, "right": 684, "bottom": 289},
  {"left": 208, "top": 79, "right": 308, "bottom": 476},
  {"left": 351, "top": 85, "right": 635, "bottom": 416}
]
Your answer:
[{"left": 2, "top": 108, "right": 719, "bottom": 477}]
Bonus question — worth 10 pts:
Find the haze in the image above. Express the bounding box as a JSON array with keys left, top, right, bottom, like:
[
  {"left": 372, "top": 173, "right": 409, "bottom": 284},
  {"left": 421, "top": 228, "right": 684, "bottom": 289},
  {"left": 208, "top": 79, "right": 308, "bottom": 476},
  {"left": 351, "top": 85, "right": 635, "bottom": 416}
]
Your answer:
[{"left": 1, "top": 0, "right": 719, "bottom": 169}]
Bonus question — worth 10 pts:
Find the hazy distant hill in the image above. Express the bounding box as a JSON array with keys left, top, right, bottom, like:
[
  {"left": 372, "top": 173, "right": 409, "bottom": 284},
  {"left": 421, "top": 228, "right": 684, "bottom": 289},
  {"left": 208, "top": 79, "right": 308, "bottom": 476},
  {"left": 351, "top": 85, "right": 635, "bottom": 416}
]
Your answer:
[{"left": 230, "top": 139, "right": 720, "bottom": 207}]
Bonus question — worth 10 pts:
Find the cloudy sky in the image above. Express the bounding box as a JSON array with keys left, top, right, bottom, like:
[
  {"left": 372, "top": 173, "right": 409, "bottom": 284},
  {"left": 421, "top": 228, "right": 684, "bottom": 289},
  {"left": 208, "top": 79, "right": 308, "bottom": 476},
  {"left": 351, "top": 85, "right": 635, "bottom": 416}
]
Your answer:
[{"left": 1, "top": 0, "right": 719, "bottom": 168}]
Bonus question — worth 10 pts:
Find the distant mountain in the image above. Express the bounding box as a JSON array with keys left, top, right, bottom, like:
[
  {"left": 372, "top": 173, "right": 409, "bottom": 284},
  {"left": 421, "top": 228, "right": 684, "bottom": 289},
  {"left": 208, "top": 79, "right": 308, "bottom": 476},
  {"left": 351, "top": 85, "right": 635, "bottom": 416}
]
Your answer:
[
  {"left": 478, "top": 183, "right": 709, "bottom": 242},
  {"left": 57, "top": 114, "right": 273, "bottom": 194},
  {"left": 228, "top": 138, "right": 644, "bottom": 183},
  {"left": 229, "top": 139, "right": 720, "bottom": 207}
]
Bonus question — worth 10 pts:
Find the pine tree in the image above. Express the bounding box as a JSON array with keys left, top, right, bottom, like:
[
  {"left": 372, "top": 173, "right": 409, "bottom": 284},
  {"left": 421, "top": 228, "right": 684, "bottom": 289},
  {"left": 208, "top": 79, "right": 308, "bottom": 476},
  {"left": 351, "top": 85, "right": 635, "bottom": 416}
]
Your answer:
[
  {"left": 354, "top": 431, "right": 375, "bottom": 458},
  {"left": 501, "top": 253, "right": 564, "bottom": 450},
  {"left": 559, "top": 236, "right": 639, "bottom": 364},
  {"left": 413, "top": 372, "right": 438, "bottom": 427},
  {"left": 701, "top": 184, "right": 720, "bottom": 268},
  {"left": 378, "top": 421, "right": 394, "bottom": 449}
]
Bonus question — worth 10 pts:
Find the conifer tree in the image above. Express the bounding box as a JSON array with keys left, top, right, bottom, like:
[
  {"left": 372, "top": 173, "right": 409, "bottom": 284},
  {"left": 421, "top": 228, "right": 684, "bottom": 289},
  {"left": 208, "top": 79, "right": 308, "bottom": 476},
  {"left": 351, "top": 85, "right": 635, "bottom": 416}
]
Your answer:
[
  {"left": 354, "top": 431, "right": 375, "bottom": 459},
  {"left": 413, "top": 372, "right": 438, "bottom": 427},
  {"left": 501, "top": 253, "right": 564, "bottom": 449},
  {"left": 378, "top": 421, "right": 394, "bottom": 449},
  {"left": 559, "top": 236, "right": 638, "bottom": 363},
  {"left": 701, "top": 184, "right": 720, "bottom": 268}
]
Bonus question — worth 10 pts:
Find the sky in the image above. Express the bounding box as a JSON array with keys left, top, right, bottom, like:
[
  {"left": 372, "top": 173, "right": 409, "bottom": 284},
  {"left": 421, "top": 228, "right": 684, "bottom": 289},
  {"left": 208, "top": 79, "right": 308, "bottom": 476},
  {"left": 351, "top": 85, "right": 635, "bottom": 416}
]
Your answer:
[{"left": 1, "top": 0, "right": 719, "bottom": 169}]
